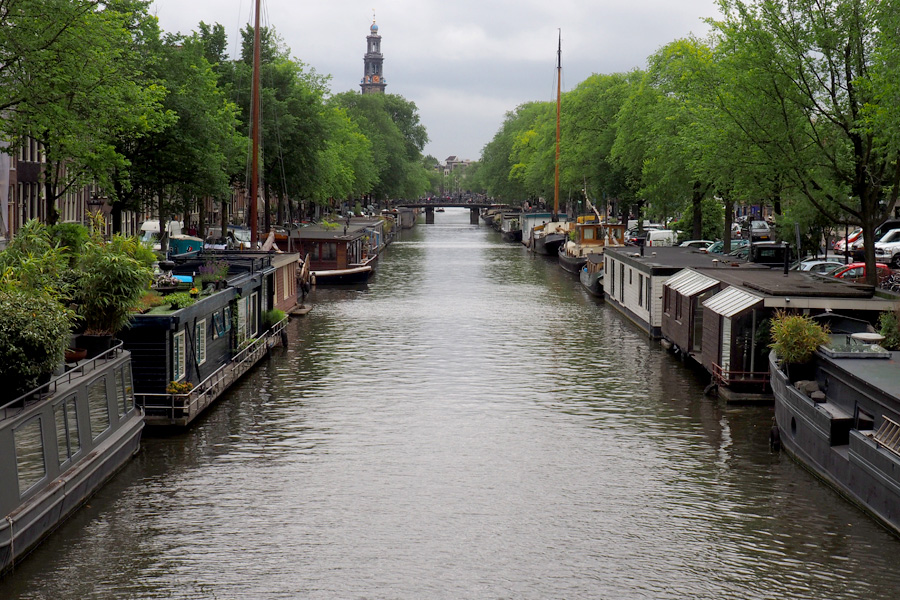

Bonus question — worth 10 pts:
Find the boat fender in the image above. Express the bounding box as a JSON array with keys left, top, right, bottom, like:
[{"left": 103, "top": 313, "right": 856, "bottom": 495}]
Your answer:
[
  {"left": 280, "top": 329, "right": 289, "bottom": 348},
  {"left": 769, "top": 417, "right": 781, "bottom": 451}
]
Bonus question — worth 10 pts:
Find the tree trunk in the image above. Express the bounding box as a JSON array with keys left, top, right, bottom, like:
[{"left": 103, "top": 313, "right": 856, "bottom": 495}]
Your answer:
[
  {"left": 43, "top": 163, "right": 59, "bottom": 225},
  {"left": 691, "top": 182, "right": 703, "bottom": 240},
  {"left": 198, "top": 197, "right": 207, "bottom": 239}
]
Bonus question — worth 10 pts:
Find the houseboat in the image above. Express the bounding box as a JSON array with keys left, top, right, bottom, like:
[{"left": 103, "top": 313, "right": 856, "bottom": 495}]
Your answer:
[
  {"left": 499, "top": 212, "right": 522, "bottom": 243},
  {"left": 579, "top": 254, "right": 605, "bottom": 297},
  {"left": 604, "top": 246, "right": 733, "bottom": 338},
  {"left": 771, "top": 346, "right": 900, "bottom": 536},
  {"left": 662, "top": 266, "right": 899, "bottom": 400},
  {"left": 290, "top": 223, "right": 378, "bottom": 285},
  {"left": 0, "top": 344, "right": 144, "bottom": 574},
  {"left": 558, "top": 220, "right": 626, "bottom": 275},
  {"left": 119, "top": 252, "right": 290, "bottom": 427}
]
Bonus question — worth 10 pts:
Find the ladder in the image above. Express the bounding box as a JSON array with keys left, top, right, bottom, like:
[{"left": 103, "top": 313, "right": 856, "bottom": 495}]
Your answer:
[{"left": 871, "top": 416, "right": 900, "bottom": 457}]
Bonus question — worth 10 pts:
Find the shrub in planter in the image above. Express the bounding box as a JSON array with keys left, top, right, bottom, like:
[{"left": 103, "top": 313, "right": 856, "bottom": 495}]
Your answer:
[
  {"left": 73, "top": 219, "right": 154, "bottom": 336},
  {"left": 769, "top": 310, "right": 831, "bottom": 379},
  {"left": 262, "top": 309, "right": 286, "bottom": 329},
  {"left": 166, "top": 380, "right": 194, "bottom": 394},
  {"left": 0, "top": 288, "right": 72, "bottom": 401},
  {"left": 167, "top": 292, "right": 197, "bottom": 310},
  {"left": 878, "top": 310, "right": 900, "bottom": 350}
]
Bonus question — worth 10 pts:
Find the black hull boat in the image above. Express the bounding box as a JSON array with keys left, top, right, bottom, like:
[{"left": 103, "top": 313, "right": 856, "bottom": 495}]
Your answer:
[
  {"left": 532, "top": 232, "right": 566, "bottom": 256},
  {"left": 579, "top": 254, "right": 604, "bottom": 296},
  {"left": 557, "top": 243, "right": 587, "bottom": 274},
  {"left": 770, "top": 350, "right": 900, "bottom": 536},
  {"left": 501, "top": 229, "right": 522, "bottom": 243},
  {"left": 0, "top": 344, "right": 144, "bottom": 575}
]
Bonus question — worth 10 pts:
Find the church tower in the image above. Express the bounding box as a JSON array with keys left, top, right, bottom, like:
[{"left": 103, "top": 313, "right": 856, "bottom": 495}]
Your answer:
[{"left": 360, "top": 17, "right": 386, "bottom": 94}]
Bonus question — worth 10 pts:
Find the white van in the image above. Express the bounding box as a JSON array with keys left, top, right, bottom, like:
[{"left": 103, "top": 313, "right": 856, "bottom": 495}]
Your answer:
[
  {"left": 644, "top": 229, "right": 677, "bottom": 247},
  {"left": 139, "top": 220, "right": 182, "bottom": 250}
]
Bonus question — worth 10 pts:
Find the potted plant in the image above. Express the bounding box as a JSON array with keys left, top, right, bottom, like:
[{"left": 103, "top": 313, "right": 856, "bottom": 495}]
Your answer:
[
  {"left": 0, "top": 220, "right": 74, "bottom": 400},
  {"left": 769, "top": 310, "right": 831, "bottom": 381},
  {"left": 73, "top": 215, "right": 155, "bottom": 356}
]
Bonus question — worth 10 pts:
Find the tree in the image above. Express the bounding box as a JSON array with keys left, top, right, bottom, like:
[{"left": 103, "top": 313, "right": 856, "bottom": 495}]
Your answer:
[
  {"left": 0, "top": 0, "right": 168, "bottom": 225},
  {"left": 712, "top": 0, "right": 900, "bottom": 284}
]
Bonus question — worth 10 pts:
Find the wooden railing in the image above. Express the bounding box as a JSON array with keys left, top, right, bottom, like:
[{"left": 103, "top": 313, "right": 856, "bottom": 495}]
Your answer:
[
  {"left": 711, "top": 362, "right": 770, "bottom": 390},
  {"left": 135, "top": 317, "right": 288, "bottom": 425}
]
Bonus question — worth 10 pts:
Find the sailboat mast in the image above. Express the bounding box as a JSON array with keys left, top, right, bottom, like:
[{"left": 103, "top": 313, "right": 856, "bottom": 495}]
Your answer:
[
  {"left": 553, "top": 30, "right": 561, "bottom": 223},
  {"left": 249, "top": 0, "right": 261, "bottom": 247}
]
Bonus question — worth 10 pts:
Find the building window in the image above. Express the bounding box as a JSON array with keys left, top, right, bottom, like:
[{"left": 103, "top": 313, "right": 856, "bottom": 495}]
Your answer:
[
  {"left": 55, "top": 394, "right": 80, "bottom": 466},
  {"left": 88, "top": 376, "right": 110, "bottom": 440},
  {"left": 282, "top": 267, "right": 289, "bottom": 300},
  {"left": 195, "top": 319, "right": 207, "bottom": 366},
  {"left": 16, "top": 416, "right": 46, "bottom": 495},
  {"left": 173, "top": 330, "right": 186, "bottom": 381}
]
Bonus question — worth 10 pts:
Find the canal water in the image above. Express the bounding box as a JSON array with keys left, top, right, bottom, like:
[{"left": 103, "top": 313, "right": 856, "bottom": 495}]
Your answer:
[{"left": 3, "top": 208, "right": 900, "bottom": 599}]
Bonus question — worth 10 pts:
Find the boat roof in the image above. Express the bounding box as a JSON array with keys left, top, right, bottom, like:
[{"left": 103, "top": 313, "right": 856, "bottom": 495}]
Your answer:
[{"left": 290, "top": 224, "right": 368, "bottom": 241}]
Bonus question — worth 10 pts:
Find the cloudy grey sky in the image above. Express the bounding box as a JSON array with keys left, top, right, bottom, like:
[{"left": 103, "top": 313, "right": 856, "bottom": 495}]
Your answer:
[{"left": 149, "top": 0, "right": 720, "bottom": 163}]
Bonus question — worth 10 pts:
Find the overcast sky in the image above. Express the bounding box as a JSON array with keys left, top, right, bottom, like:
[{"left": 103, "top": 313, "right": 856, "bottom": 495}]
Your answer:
[{"left": 149, "top": 0, "right": 721, "bottom": 163}]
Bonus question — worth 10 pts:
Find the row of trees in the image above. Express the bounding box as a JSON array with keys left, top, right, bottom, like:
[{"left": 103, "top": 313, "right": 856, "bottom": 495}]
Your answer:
[
  {"left": 0, "top": 1, "right": 431, "bottom": 234},
  {"left": 476, "top": 0, "right": 900, "bottom": 284}
]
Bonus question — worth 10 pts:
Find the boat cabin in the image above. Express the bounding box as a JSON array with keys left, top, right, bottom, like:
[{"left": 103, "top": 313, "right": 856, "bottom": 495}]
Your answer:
[{"left": 290, "top": 224, "right": 376, "bottom": 273}]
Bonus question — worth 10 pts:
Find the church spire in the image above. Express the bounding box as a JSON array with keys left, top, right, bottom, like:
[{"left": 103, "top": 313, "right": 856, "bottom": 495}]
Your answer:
[{"left": 360, "top": 14, "right": 386, "bottom": 94}]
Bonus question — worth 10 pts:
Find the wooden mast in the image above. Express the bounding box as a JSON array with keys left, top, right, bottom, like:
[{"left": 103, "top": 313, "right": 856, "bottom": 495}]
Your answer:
[
  {"left": 553, "top": 30, "right": 561, "bottom": 223},
  {"left": 249, "top": 0, "right": 261, "bottom": 247}
]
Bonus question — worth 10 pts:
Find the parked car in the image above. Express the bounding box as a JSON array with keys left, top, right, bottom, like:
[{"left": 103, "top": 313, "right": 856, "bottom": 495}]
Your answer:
[
  {"left": 705, "top": 239, "right": 750, "bottom": 254},
  {"left": 727, "top": 246, "right": 750, "bottom": 260},
  {"left": 624, "top": 226, "right": 660, "bottom": 246},
  {"left": 679, "top": 239, "right": 715, "bottom": 249},
  {"left": 830, "top": 262, "right": 892, "bottom": 284},
  {"left": 748, "top": 241, "right": 791, "bottom": 267},
  {"left": 644, "top": 229, "right": 677, "bottom": 247},
  {"left": 742, "top": 219, "right": 772, "bottom": 241},
  {"left": 874, "top": 228, "right": 900, "bottom": 267},
  {"left": 834, "top": 227, "right": 863, "bottom": 252},
  {"left": 791, "top": 258, "right": 848, "bottom": 274}
]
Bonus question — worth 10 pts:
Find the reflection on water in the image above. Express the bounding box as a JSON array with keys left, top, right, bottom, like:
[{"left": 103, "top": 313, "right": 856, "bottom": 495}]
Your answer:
[{"left": 3, "top": 208, "right": 900, "bottom": 599}]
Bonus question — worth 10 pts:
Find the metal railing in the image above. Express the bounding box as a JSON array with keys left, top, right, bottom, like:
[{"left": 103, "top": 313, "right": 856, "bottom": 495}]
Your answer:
[
  {"left": 1, "top": 342, "right": 125, "bottom": 417},
  {"left": 135, "top": 317, "right": 288, "bottom": 423},
  {"left": 711, "top": 362, "right": 770, "bottom": 389}
]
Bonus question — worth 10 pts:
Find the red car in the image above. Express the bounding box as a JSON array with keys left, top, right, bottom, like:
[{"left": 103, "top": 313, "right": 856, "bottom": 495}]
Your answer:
[{"left": 831, "top": 262, "right": 892, "bottom": 284}]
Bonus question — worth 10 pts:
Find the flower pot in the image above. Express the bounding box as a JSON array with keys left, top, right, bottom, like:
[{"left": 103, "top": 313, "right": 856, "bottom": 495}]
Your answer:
[
  {"left": 77, "top": 334, "right": 113, "bottom": 359},
  {"left": 65, "top": 347, "right": 88, "bottom": 363}
]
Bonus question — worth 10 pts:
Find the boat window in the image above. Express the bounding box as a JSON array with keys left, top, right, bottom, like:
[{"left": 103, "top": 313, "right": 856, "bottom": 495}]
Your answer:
[
  {"left": 223, "top": 306, "right": 233, "bottom": 332},
  {"left": 196, "top": 319, "right": 207, "bottom": 366},
  {"left": 173, "top": 330, "right": 186, "bottom": 382},
  {"left": 237, "top": 297, "right": 248, "bottom": 345},
  {"left": 116, "top": 365, "right": 134, "bottom": 418},
  {"left": 55, "top": 394, "right": 80, "bottom": 465},
  {"left": 250, "top": 293, "right": 259, "bottom": 337},
  {"left": 89, "top": 376, "right": 110, "bottom": 440},
  {"left": 321, "top": 243, "right": 337, "bottom": 260},
  {"left": 15, "top": 416, "right": 46, "bottom": 495},
  {"left": 639, "top": 274, "right": 644, "bottom": 307},
  {"left": 646, "top": 278, "right": 651, "bottom": 313},
  {"left": 583, "top": 228, "right": 595, "bottom": 240}
]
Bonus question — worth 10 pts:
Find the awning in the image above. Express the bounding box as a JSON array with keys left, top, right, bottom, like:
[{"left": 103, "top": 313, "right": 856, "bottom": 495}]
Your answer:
[
  {"left": 664, "top": 269, "right": 719, "bottom": 297},
  {"left": 703, "top": 286, "right": 764, "bottom": 318}
]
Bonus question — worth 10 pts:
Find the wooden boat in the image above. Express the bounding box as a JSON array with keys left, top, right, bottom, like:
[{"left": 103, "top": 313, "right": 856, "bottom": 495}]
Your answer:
[
  {"left": 290, "top": 223, "right": 376, "bottom": 286},
  {"left": 558, "top": 220, "right": 626, "bottom": 274},
  {"left": 579, "top": 253, "right": 604, "bottom": 297},
  {"left": 0, "top": 344, "right": 144, "bottom": 575}
]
